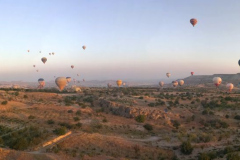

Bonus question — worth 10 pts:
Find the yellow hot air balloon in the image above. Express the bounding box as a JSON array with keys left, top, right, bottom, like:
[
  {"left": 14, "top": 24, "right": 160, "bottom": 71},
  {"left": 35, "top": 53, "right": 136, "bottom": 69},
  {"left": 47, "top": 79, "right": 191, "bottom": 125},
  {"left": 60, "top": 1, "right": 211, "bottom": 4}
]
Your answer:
[
  {"left": 166, "top": 73, "right": 171, "bottom": 78},
  {"left": 41, "top": 57, "right": 47, "bottom": 64},
  {"left": 55, "top": 77, "right": 67, "bottom": 91},
  {"left": 159, "top": 81, "right": 164, "bottom": 87},
  {"left": 178, "top": 80, "right": 184, "bottom": 86},
  {"left": 116, "top": 80, "right": 122, "bottom": 87},
  {"left": 82, "top": 45, "right": 86, "bottom": 50},
  {"left": 226, "top": 83, "right": 234, "bottom": 92}
]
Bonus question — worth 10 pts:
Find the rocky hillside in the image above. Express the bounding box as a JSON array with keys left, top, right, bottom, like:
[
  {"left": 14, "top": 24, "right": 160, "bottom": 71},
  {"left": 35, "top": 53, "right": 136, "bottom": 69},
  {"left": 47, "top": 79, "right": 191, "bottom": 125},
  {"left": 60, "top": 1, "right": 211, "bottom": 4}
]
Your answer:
[{"left": 184, "top": 73, "right": 240, "bottom": 85}]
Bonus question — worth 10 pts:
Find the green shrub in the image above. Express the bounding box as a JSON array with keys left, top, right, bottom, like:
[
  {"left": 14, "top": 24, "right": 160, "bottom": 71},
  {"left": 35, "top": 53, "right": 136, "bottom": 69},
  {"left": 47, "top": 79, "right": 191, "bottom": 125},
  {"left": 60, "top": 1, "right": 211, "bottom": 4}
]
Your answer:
[
  {"left": 143, "top": 123, "right": 153, "bottom": 131},
  {"left": 67, "top": 110, "right": 73, "bottom": 113},
  {"left": 28, "top": 115, "right": 35, "bottom": 119},
  {"left": 76, "top": 110, "right": 81, "bottom": 116},
  {"left": 135, "top": 115, "right": 146, "bottom": 123},
  {"left": 180, "top": 141, "right": 193, "bottom": 155},
  {"left": 1, "top": 101, "right": 8, "bottom": 105},
  {"left": 23, "top": 95, "right": 28, "bottom": 99},
  {"left": 234, "top": 115, "right": 240, "bottom": 120},
  {"left": 47, "top": 119, "right": 55, "bottom": 124},
  {"left": 73, "top": 117, "right": 80, "bottom": 121},
  {"left": 53, "top": 127, "right": 67, "bottom": 135}
]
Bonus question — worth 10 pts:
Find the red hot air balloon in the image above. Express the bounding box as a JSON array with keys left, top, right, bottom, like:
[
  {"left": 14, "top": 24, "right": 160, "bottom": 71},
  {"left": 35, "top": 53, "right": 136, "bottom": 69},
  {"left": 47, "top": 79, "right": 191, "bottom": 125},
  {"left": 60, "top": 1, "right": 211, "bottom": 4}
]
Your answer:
[
  {"left": 191, "top": 72, "right": 194, "bottom": 76},
  {"left": 190, "top": 18, "right": 197, "bottom": 27}
]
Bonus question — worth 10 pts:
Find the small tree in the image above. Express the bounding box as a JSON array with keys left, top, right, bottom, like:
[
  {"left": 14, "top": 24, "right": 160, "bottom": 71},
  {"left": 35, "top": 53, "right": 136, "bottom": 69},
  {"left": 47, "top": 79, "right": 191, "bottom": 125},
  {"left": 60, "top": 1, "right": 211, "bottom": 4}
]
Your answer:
[
  {"left": 135, "top": 115, "right": 146, "bottom": 123},
  {"left": 143, "top": 123, "right": 153, "bottom": 131},
  {"left": 180, "top": 141, "right": 193, "bottom": 155}
]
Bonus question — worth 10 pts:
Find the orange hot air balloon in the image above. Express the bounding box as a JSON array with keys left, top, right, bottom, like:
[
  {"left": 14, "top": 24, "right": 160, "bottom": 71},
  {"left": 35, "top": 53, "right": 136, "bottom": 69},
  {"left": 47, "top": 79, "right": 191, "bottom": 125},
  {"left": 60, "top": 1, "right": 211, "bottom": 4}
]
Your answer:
[
  {"left": 190, "top": 18, "right": 197, "bottom": 27},
  {"left": 116, "top": 80, "right": 122, "bottom": 87},
  {"left": 172, "top": 81, "right": 178, "bottom": 87},
  {"left": 55, "top": 77, "right": 67, "bottom": 91},
  {"left": 41, "top": 57, "right": 47, "bottom": 64},
  {"left": 191, "top": 72, "right": 194, "bottom": 76},
  {"left": 82, "top": 45, "right": 86, "bottom": 50}
]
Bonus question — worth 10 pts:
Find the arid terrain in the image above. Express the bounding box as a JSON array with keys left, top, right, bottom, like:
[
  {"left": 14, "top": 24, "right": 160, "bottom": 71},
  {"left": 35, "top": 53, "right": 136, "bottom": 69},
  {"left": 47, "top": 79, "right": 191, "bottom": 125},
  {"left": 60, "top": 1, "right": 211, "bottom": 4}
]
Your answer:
[{"left": 0, "top": 86, "right": 239, "bottom": 160}]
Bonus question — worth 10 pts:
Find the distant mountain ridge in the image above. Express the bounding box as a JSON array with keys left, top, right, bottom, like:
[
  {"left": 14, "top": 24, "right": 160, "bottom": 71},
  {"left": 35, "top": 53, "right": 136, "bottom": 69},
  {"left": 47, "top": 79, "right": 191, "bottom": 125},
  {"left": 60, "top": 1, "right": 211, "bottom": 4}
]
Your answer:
[{"left": 184, "top": 73, "right": 240, "bottom": 85}]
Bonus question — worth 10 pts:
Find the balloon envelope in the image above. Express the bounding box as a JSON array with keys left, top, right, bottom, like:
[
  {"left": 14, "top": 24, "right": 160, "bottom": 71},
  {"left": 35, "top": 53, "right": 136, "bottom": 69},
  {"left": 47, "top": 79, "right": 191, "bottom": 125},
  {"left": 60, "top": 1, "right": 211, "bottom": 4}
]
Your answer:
[
  {"left": 55, "top": 77, "right": 67, "bottom": 91},
  {"left": 166, "top": 73, "right": 171, "bottom": 78},
  {"left": 82, "top": 45, "right": 86, "bottom": 50},
  {"left": 66, "top": 77, "right": 71, "bottom": 83},
  {"left": 190, "top": 18, "right": 197, "bottom": 27},
  {"left": 213, "top": 77, "right": 222, "bottom": 87},
  {"left": 191, "top": 72, "right": 194, "bottom": 76},
  {"left": 226, "top": 83, "right": 234, "bottom": 92},
  {"left": 178, "top": 80, "right": 184, "bottom": 86},
  {"left": 116, "top": 80, "right": 122, "bottom": 87},
  {"left": 172, "top": 81, "right": 178, "bottom": 87},
  {"left": 159, "top": 81, "right": 164, "bottom": 87},
  {"left": 71, "top": 65, "right": 74, "bottom": 69},
  {"left": 41, "top": 57, "right": 47, "bottom": 64}
]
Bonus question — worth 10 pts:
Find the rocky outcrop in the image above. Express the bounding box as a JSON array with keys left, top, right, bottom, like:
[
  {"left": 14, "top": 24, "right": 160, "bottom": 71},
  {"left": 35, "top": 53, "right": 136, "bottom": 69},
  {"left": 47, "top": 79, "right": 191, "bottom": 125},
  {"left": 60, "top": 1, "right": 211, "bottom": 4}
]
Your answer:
[{"left": 99, "top": 99, "right": 172, "bottom": 120}]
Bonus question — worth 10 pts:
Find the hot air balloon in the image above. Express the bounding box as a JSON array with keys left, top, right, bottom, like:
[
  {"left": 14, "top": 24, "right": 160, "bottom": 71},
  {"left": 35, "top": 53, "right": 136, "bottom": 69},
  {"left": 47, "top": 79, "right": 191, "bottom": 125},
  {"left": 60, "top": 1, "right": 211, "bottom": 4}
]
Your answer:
[
  {"left": 55, "top": 77, "right": 67, "bottom": 91},
  {"left": 38, "top": 78, "right": 45, "bottom": 89},
  {"left": 190, "top": 18, "right": 197, "bottom": 27},
  {"left": 123, "top": 83, "right": 126, "bottom": 86},
  {"left": 52, "top": 52, "right": 55, "bottom": 55},
  {"left": 41, "top": 57, "right": 47, "bottom": 64},
  {"left": 213, "top": 77, "right": 222, "bottom": 88},
  {"left": 36, "top": 70, "right": 39, "bottom": 72},
  {"left": 172, "top": 81, "right": 178, "bottom": 87},
  {"left": 33, "top": 65, "right": 36, "bottom": 67},
  {"left": 77, "top": 74, "right": 79, "bottom": 76},
  {"left": 71, "top": 65, "right": 74, "bottom": 69},
  {"left": 49, "top": 53, "right": 51, "bottom": 55},
  {"left": 116, "top": 80, "right": 122, "bottom": 87},
  {"left": 83, "top": 79, "right": 85, "bottom": 82},
  {"left": 66, "top": 77, "right": 71, "bottom": 83},
  {"left": 238, "top": 59, "right": 240, "bottom": 66},
  {"left": 178, "top": 80, "right": 184, "bottom": 86},
  {"left": 27, "top": 50, "right": 30, "bottom": 52},
  {"left": 166, "top": 73, "right": 171, "bottom": 78},
  {"left": 82, "top": 45, "right": 86, "bottom": 50},
  {"left": 107, "top": 83, "right": 112, "bottom": 88},
  {"left": 226, "top": 83, "right": 234, "bottom": 92},
  {"left": 191, "top": 72, "right": 194, "bottom": 76},
  {"left": 159, "top": 81, "right": 164, "bottom": 87},
  {"left": 12, "top": 85, "right": 19, "bottom": 89},
  {"left": 39, "top": 51, "right": 41, "bottom": 53}
]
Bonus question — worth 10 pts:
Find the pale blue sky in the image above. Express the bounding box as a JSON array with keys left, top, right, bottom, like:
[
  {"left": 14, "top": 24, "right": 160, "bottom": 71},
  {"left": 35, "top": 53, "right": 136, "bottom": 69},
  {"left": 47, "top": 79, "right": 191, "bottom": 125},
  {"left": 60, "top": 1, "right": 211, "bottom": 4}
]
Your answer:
[{"left": 0, "top": 0, "right": 240, "bottom": 82}]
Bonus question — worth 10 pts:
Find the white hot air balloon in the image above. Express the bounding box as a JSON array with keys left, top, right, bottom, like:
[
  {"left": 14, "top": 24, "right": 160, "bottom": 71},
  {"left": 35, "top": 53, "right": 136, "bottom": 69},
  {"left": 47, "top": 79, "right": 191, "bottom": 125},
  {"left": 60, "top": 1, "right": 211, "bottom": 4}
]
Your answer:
[
  {"left": 166, "top": 73, "right": 171, "bottom": 78},
  {"left": 178, "top": 80, "right": 184, "bottom": 86},
  {"left": 159, "top": 81, "right": 164, "bottom": 87},
  {"left": 226, "top": 83, "right": 234, "bottom": 92},
  {"left": 213, "top": 77, "right": 222, "bottom": 88}
]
